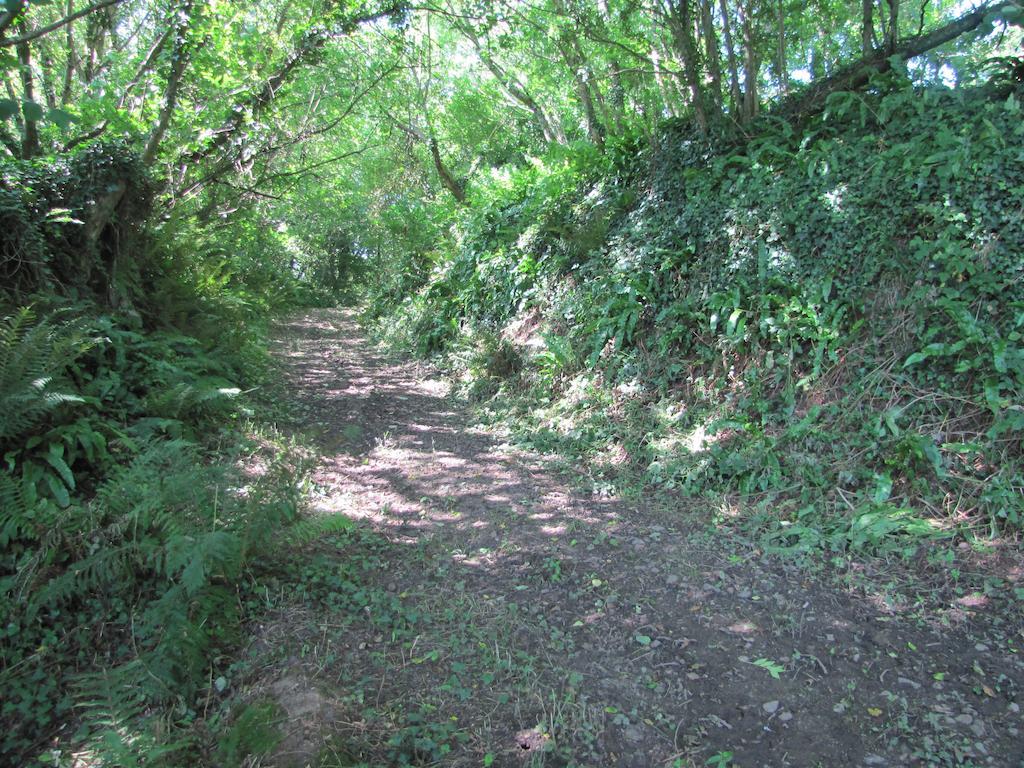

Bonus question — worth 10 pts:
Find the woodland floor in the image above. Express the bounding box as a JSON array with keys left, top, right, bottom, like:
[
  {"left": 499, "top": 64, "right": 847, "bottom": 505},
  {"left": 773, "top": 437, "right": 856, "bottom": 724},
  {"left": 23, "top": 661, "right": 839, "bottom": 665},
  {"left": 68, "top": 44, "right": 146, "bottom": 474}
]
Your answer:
[{"left": 248, "top": 308, "right": 1024, "bottom": 768}]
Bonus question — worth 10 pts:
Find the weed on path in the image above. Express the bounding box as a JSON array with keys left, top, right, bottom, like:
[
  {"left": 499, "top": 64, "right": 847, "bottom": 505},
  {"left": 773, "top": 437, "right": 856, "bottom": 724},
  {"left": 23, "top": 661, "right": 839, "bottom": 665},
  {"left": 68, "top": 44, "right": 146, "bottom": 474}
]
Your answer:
[{"left": 244, "top": 309, "right": 1023, "bottom": 768}]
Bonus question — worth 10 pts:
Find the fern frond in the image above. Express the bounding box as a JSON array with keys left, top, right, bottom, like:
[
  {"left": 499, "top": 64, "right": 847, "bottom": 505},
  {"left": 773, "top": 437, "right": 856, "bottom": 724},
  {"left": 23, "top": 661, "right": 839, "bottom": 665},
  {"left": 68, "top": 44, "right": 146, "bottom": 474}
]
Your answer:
[
  {"left": 0, "top": 307, "right": 92, "bottom": 444},
  {"left": 284, "top": 513, "right": 354, "bottom": 545}
]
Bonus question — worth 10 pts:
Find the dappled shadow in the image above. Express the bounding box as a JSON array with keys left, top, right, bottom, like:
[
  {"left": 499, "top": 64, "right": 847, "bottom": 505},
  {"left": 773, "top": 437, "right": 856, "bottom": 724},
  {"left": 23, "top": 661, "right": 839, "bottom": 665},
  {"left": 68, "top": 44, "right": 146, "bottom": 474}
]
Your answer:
[
  {"left": 274, "top": 310, "right": 623, "bottom": 551},
  {"left": 264, "top": 309, "right": 1024, "bottom": 768}
]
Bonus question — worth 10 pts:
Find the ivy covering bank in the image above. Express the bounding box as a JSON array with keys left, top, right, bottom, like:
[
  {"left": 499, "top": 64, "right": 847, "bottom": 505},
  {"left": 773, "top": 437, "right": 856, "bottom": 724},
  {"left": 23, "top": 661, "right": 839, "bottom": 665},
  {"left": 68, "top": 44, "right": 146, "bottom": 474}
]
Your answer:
[
  {"left": 1, "top": 0, "right": 1022, "bottom": 762},
  {"left": 368, "top": 83, "right": 1024, "bottom": 554}
]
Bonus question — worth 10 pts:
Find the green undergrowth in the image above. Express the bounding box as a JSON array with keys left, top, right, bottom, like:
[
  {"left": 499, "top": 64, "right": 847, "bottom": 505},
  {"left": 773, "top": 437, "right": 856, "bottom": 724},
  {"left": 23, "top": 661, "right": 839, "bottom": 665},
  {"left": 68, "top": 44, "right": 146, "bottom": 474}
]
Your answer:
[
  {"left": 366, "top": 83, "right": 1024, "bottom": 573},
  {"left": 0, "top": 145, "right": 336, "bottom": 765},
  {"left": 0, "top": 302, "right": 316, "bottom": 765}
]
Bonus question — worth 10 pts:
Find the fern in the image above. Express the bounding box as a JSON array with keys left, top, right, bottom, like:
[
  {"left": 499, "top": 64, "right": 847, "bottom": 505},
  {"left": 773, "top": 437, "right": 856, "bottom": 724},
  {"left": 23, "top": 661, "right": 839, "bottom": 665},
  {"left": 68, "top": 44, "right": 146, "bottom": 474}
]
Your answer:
[
  {"left": 284, "top": 513, "right": 354, "bottom": 545},
  {"left": 73, "top": 665, "right": 191, "bottom": 766},
  {"left": 0, "top": 307, "right": 92, "bottom": 445}
]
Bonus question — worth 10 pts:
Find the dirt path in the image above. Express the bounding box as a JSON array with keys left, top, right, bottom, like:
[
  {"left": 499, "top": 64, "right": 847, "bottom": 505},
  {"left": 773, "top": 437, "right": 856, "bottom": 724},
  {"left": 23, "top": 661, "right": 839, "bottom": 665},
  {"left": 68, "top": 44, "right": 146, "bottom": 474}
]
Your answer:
[{"left": 258, "top": 309, "right": 1023, "bottom": 768}]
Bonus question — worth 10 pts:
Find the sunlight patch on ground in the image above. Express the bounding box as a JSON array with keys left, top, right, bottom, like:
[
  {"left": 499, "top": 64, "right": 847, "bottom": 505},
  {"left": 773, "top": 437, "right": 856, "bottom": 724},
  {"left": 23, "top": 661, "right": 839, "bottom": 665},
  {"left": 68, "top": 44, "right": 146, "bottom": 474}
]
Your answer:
[{"left": 416, "top": 378, "right": 451, "bottom": 396}]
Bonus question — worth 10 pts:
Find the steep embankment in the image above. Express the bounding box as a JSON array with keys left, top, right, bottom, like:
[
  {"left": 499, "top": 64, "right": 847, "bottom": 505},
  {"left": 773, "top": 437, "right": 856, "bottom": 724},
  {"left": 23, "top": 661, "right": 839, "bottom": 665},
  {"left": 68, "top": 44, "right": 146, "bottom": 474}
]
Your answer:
[{"left": 368, "top": 84, "right": 1024, "bottom": 566}]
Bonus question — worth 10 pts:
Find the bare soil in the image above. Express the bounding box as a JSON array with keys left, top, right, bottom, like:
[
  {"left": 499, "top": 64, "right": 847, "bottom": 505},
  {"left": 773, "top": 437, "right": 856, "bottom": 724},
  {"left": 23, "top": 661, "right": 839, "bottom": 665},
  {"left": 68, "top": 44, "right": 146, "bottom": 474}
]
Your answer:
[{"left": 253, "top": 308, "right": 1024, "bottom": 768}]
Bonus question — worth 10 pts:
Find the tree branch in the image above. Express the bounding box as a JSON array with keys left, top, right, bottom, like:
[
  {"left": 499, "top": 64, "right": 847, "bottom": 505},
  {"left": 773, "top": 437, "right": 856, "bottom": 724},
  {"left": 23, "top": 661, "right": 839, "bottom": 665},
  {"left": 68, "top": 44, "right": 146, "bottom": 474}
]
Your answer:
[
  {"left": 184, "top": 3, "right": 405, "bottom": 166},
  {"left": 0, "top": 0, "right": 126, "bottom": 48},
  {"left": 782, "top": 0, "right": 1011, "bottom": 121}
]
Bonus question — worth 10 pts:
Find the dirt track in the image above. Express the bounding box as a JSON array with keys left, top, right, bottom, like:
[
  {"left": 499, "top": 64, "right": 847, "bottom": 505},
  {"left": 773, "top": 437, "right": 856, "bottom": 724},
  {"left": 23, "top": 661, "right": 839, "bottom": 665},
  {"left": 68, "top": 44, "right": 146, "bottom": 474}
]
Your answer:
[{"left": 259, "top": 308, "right": 1024, "bottom": 768}]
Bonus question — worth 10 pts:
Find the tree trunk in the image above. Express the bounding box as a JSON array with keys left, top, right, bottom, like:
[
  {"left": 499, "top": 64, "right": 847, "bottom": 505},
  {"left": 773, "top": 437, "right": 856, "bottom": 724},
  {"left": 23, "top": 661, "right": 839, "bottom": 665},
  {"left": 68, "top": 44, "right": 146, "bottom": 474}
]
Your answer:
[
  {"left": 40, "top": 43, "right": 58, "bottom": 109},
  {"left": 861, "top": 0, "right": 873, "bottom": 56},
  {"left": 429, "top": 137, "right": 465, "bottom": 204},
  {"left": 15, "top": 22, "right": 39, "bottom": 159},
  {"left": 700, "top": 0, "right": 723, "bottom": 109},
  {"left": 142, "top": 0, "right": 193, "bottom": 164},
  {"left": 666, "top": 0, "right": 710, "bottom": 132},
  {"left": 61, "top": 0, "right": 77, "bottom": 106},
  {"left": 650, "top": 46, "right": 681, "bottom": 117},
  {"left": 775, "top": 0, "right": 788, "bottom": 95},
  {"left": 739, "top": 0, "right": 759, "bottom": 122},
  {"left": 463, "top": 32, "right": 565, "bottom": 143},
  {"left": 885, "top": 0, "right": 899, "bottom": 51},
  {"left": 718, "top": 0, "right": 743, "bottom": 114},
  {"left": 781, "top": 1, "right": 1009, "bottom": 122},
  {"left": 596, "top": 0, "right": 625, "bottom": 133},
  {"left": 118, "top": 25, "right": 171, "bottom": 110}
]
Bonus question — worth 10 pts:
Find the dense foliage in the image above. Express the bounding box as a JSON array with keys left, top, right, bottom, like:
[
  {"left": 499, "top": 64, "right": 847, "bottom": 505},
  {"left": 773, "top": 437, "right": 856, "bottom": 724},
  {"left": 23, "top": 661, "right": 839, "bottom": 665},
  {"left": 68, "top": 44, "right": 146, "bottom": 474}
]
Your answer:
[
  {"left": 1, "top": 0, "right": 1022, "bottom": 762},
  {"left": 369, "top": 84, "right": 1024, "bottom": 558}
]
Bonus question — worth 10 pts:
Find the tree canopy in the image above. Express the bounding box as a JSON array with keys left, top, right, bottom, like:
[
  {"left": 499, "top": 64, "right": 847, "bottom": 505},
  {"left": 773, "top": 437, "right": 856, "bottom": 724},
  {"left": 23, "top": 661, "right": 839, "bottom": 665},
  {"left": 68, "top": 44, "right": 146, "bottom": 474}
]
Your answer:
[{"left": 2, "top": 0, "right": 1023, "bottom": 764}]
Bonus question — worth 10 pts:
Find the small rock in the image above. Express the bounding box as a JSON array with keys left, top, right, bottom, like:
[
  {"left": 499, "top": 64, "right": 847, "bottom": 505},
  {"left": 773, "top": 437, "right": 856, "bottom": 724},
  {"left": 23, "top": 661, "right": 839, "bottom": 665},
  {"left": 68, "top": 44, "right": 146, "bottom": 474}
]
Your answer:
[
  {"left": 974, "top": 741, "right": 987, "bottom": 755},
  {"left": 1008, "top": 702, "right": 1020, "bottom": 714},
  {"left": 955, "top": 714, "right": 974, "bottom": 725},
  {"left": 833, "top": 702, "right": 848, "bottom": 714},
  {"left": 897, "top": 677, "right": 921, "bottom": 689},
  {"left": 778, "top": 711, "right": 793, "bottom": 722},
  {"left": 763, "top": 700, "right": 780, "bottom": 714},
  {"left": 970, "top": 722, "right": 985, "bottom": 738},
  {"left": 863, "top": 755, "right": 888, "bottom": 766},
  {"left": 737, "top": 588, "right": 752, "bottom": 599},
  {"left": 623, "top": 726, "right": 644, "bottom": 743},
  {"left": 666, "top": 574, "right": 679, "bottom": 586},
  {"left": 975, "top": 643, "right": 990, "bottom": 652}
]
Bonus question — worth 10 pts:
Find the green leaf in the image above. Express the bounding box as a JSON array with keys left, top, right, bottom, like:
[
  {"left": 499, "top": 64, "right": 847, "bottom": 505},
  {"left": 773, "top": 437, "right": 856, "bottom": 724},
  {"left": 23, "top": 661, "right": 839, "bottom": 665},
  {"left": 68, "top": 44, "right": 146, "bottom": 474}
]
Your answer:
[
  {"left": 0, "top": 98, "right": 17, "bottom": 121},
  {"left": 753, "top": 658, "right": 784, "bottom": 679},
  {"left": 1, "top": 0, "right": 22, "bottom": 14},
  {"left": 45, "top": 108, "right": 75, "bottom": 129},
  {"left": 45, "top": 473, "right": 70, "bottom": 508},
  {"left": 22, "top": 100, "right": 44, "bottom": 122},
  {"left": 635, "top": 634, "right": 652, "bottom": 646},
  {"left": 883, "top": 409, "right": 901, "bottom": 437},
  {"left": 726, "top": 308, "right": 744, "bottom": 336},
  {"left": 44, "top": 445, "right": 75, "bottom": 489},
  {"left": 872, "top": 473, "right": 893, "bottom": 504},
  {"left": 181, "top": 555, "right": 206, "bottom": 595},
  {"left": 821, "top": 275, "right": 833, "bottom": 302},
  {"left": 993, "top": 340, "right": 1007, "bottom": 373}
]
